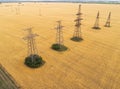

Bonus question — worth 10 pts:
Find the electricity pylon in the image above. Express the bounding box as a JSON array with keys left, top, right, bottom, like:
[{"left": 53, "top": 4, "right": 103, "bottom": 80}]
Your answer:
[
  {"left": 104, "top": 12, "right": 111, "bottom": 27},
  {"left": 23, "top": 27, "right": 45, "bottom": 68},
  {"left": 23, "top": 27, "right": 39, "bottom": 60},
  {"left": 55, "top": 21, "right": 64, "bottom": 48},
  {"left": 71, "top": 4, "right": 83, "bottom": 42},
  {"left": 15, "top": 6, "right": 20, "bottom": 15},
  {"left": 93, "top": 11, "right": 101, "bottom": 29},
  {"left": 39, "top": 7, "right": 41, "bottom": 16},
  {"left": 11, "top": 6, "right": 14, "bottom": 12},
  {"left": 51, "top": 21, "right": 67, "bottom": 51}
]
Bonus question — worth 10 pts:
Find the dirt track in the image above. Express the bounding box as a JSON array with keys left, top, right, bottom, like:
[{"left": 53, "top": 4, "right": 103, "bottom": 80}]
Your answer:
[{"left": 0, "top": 64, "right": 20, "bottom": 89}]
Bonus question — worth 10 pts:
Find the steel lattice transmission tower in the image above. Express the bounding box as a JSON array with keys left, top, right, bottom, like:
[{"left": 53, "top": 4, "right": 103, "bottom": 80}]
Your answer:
[
  {"left": 56, "top": 21, "right": 64, "bottom": 47},
  {"left": 11, "top": 6, "right": 14, "bottom": 12},
  {"left": 39, "top": 7, "right": 41, "bottom": 16},
  {"left": 93, "top": 11, "right": 101, "bottom": 29},
  {"left": 104, "top": 12, "right": 111, "bottom": 27},
  {"left": 23, "top": 27, "right": 44, "bottom": 68},
  {"left": 23, "top": 27, "right": 39, "bottom": 57},
  {"left": 71, "top": 4, "right": 83, "bottom": 42},
  {"left": 15, "top": 5, "right": 20, "bottom": 15},
  {"left": 51, "top": 21, "right": 67, "bottom": 51}
]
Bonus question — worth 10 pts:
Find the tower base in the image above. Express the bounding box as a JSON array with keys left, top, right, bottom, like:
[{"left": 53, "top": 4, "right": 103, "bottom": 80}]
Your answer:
[
  {"left": 24, "top": 54, "right": 45, "bottom": 68},
  {"left": 104, "top": 25, "right": 111, "bottom": 27},
  {"left": 51, "top": 44, "right": 68, "bottom": 51},
  {"left": 71, "top": 37, "right": 83, "bottom": 42},
  {"left": 92, "top": 27, "right": 101, "bottom": 29}
]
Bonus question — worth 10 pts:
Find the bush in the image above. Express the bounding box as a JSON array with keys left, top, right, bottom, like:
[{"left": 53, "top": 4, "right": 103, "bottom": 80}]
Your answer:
[
  {"left": 51, "top": 44, "right": 60, "bottom": 50},
  {"left": 24, "top": 54, "right": 45, "bottom": 68},
  {"left": 92, "top": 27, "right": 101, "bottom": 29},
  {"left": 51, "top": 44, "right": 68, "bottom": 51},
  {"left": 71, "top": 37, "right": 83, "bottom": 42}
]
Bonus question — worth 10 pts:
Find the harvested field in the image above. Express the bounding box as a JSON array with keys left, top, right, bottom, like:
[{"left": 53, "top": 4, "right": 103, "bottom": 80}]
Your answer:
[{"left": 0, "top": 2, "right": 120, "bottom": 89}]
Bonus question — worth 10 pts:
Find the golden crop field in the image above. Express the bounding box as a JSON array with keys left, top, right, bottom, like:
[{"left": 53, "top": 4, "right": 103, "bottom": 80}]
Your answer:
[{"left": 0, "top": 2, "right": 120, "bottom": 89}]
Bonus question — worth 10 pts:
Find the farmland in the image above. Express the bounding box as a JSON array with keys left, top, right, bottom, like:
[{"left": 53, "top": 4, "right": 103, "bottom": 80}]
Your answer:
[{"left": 0, "top": 2, "right": 120, "bottom": 89}]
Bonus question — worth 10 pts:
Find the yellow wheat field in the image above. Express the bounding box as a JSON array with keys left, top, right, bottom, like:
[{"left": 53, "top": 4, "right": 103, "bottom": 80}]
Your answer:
[{"left": 0, "top": 2, "right": 120, "bottom": 89}]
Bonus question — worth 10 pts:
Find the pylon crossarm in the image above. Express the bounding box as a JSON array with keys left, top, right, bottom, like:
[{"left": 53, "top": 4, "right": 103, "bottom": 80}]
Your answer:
[{"left": 74, "top": 18, "right": 83, "bottom": 21}]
